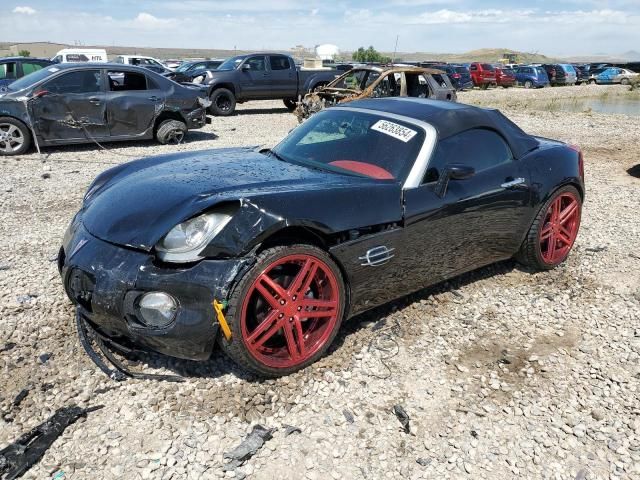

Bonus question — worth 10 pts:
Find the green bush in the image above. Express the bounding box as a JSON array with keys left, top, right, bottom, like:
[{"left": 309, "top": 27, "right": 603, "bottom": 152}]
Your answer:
[
  {"left": 352, "top": 46, "right": 392, "bottom": 64},
  {"left": 18, "top": 49, "right": 30, "bottom": 57}
]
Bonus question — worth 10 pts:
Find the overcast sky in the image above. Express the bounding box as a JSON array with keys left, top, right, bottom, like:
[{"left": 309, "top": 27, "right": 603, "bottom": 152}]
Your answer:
[{"left": 2, "top": 0, "right": 639, "bottom": 56}]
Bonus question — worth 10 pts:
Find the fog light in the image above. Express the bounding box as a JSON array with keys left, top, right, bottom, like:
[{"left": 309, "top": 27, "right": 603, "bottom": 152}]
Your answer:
[{"left": 137, "top": 292, "right": 177, "bottom": 328}]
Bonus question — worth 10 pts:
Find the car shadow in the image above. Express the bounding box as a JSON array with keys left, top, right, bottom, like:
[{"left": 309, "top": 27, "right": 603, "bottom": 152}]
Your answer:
[
  {"left": 234, "top": 107, "right": 291, "bottom": 116},
  {"left": 31, "top": 131, "right": 219, "bottom": 157},
  {"left": 121, "top": 259, "right": 526, "bottom": 382}
]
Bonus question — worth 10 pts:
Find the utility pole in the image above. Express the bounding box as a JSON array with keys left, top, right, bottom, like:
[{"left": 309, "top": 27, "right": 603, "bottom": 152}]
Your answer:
[{"left": 392, "top": 35, "right": 399, "bottom": 64}]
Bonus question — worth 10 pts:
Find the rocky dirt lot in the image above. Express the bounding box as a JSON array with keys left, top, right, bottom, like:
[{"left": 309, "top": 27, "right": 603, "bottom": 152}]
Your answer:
[{"left": 1, "top": 85, "right": 639, "bottom": 480}]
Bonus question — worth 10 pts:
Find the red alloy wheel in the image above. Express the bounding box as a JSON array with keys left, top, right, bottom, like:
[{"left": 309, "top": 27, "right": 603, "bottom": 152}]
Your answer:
[
  {"left": 240, "top": 254, "right": 340, "bottom": 369},
  {"left": 538, "top": 192, "right": 581, "bottom": 265}
]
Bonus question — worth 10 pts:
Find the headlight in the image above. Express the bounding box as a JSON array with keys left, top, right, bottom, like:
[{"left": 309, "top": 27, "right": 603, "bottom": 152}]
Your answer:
[{"left": 155, "top": 208, "right": 234, "bottom": 263}]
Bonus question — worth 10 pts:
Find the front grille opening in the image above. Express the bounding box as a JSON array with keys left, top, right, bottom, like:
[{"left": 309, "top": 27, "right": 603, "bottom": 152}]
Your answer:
[
  {"left": 66, "top": 268, "right": 96, "bottom": 312},
  {"left": 57, "top": 247, "right": 66, "bottom": 274}
]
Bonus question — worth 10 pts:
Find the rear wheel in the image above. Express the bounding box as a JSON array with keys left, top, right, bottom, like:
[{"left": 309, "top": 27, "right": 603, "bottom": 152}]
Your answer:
[
  {"left": 0, "top": 117, "right": 31, "bottom": 156},
  {"left": 209, "top": 88, "right": 236, "bottom": 116},
  {"left": 517, "top": 186, "right": 582, "bottom": 270},
  {"left": 219, "top": 244, "right": 345, "bottom": 377},
  {"left": 524, "top": 80, "right": 533, "bottom": 89},
  {"left": 283, "top": 98, "right": 297, "bottom": 111}
]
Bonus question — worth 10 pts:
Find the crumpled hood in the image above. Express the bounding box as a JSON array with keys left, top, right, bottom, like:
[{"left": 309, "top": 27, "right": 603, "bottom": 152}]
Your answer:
[{"left": 81, "top": 147, "right": 367, "bottom": 250}]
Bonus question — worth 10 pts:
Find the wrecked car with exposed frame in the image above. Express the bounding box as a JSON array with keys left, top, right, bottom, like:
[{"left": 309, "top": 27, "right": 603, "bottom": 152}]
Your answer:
[
  {"left": 294, "top": 65, "right": 457, "bottom": 121},
  {"left": 0, "top": 63, "right": 211, "bottom": 155},
  {"left": 59, "top": 98, "right": 584, "bottom": 378}
]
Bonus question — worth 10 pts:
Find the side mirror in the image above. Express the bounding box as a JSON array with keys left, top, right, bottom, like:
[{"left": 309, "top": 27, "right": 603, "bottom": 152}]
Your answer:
[
  {"left": 241, "top": 63, "right": 251, "bottom": 71},
  {"left": 434, "top": 163, "right": 475, "bottom": 197},
  {"left": 448, "top": 164, "right": 475, "bottom": 180}
]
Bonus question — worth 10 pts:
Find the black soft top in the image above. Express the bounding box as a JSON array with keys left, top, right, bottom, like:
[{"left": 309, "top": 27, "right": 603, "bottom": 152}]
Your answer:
[{"left": 346, "top": 98, "right": 540, "bottom": 159}]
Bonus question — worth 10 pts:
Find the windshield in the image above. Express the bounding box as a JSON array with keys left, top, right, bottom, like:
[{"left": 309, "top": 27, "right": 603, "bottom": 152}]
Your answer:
[
  {"left": 271, "top": 109, "right": 425, "bottom": 181},
  {"left": 455, "top": 66, "right": 469, "bottom": 74},
  {"left": 217, "top": 56, "right": 244, "bottom": 70},
  {"left": 7, "top": 66, "right": 60, "bottom": 91},
  {"left": 174, "top": 62, "right": 195, "bottom": 73},
  {"left": 481, "top": 64, "right": 495, "bottom": 71}
]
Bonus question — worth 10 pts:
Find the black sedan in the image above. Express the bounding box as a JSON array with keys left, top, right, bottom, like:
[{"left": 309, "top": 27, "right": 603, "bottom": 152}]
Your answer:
[
  {"left": 164, "top": 60, "right": 224, "bottom": 84},
  {"left": 59, "top": 98, "right": 584, "bottom": 377},
  {"left": 0, "top": 63, "right": 211, "bottom": 156}
]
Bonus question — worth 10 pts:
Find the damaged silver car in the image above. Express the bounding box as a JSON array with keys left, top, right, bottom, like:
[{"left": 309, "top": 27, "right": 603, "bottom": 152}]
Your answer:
[
  {"left": 0, "top": 63, "right": 211, "bottom": 155},
  {"left": 294, "top": 65, "right": 457, "bottom": 122}
]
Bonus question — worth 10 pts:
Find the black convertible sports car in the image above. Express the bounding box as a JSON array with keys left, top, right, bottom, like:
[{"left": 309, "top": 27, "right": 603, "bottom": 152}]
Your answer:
[{"left": 59, "top": 98, "right": 584, "bottom": 377}]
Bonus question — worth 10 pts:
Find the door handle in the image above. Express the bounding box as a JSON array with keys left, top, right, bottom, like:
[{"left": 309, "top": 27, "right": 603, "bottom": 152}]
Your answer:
[
  {"left": 88, "top": 97, "right": 101, "bottom": 104},
  {"left": 501, "top": 177, "right": 527, "bottom": 189},
  {"left": 148, "top": 96, "right": 159, "bottom": 101}
]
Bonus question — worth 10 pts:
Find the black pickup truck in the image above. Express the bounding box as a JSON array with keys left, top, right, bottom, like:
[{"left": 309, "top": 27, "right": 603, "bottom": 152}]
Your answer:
[{"left": 201, "top": 53, "right": 341, "bottom": 115}]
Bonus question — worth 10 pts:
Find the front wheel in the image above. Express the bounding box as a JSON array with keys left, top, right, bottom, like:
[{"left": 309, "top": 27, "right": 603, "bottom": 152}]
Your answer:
[
  {"left": 516, "top": 186, "right": 582, "bottom": 270},
  {"left": 219, "top": 244, "right": 346, "bottom": 377},
  {"left": 209, "top": 88, "right": 236, "bottom": 116},
  {"left": 156, "top": 119, "right": 187, "bottom": 145},
  {"left": 621, "top": 78, "right": 630, "bottom": 85},
  {"left": 283, "top": 98, "right": 297, "bottom": 111}
]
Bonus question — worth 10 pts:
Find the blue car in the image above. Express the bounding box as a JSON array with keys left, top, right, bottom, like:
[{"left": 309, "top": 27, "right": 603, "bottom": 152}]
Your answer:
[
  {"left": 432, "top": 64, "right": 473, "bottom": 91},
  {"left": 0, "top": 57, "right": 54, "bottom": 89},
  {"left": 594, "top": 67, "right": 638, "bottom": 85},
  {"left": 513, "top": 66, "right": 550, "bottom": 88}
]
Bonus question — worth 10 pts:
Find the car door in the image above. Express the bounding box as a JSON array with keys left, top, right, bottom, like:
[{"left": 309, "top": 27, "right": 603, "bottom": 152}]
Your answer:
[
  {"left": 268, "top": 55, "right": 297, "bottom": 98},
  {"left": 105, "top": 69, "right": 163, "bottom": 138},
  {"left": 239, "top": 55, "right": 269, "bottom": 98},
  {"left": 29, "top": 69, "right": 109, "bottom": 142},
  {"left": 402, "top": 128, "right": 532, "bottom": 279}
]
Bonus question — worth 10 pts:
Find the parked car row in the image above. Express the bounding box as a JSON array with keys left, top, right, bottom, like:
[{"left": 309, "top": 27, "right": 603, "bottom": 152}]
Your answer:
[
  {"left": 0, "top": 63, "right": 211, "bottom": 155},
  {"left": 0, "top": 48, "right": 637, "bottom": 156}
]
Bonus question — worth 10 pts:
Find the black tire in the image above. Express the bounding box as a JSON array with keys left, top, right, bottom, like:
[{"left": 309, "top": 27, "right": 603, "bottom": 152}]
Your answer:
[
  {"left": 283, "top": 98, "right": 297, "bottom": 111},
  {"left": 219, "top": 244, "right": 346, "bottom": 377},
  {"left": 524, "top": 80, "right": 533, "bottom": 89},
  {"left": 480, "top": 83, "right": 489, "bottom": 90},
  {"left": 209, "top": 88, "right": 236, "bottom": 116},
  {"left": 155, "top": 119, "right": 187, "bottom": 145},
  {"left": 621, "top": 78, "right": 630, "bottom": 86},
  {"left": 516, "top": 185, "right": 582, "bottom": 271},
  {"left": 0, "top": 116, "right": 31, "bottom": 156}
]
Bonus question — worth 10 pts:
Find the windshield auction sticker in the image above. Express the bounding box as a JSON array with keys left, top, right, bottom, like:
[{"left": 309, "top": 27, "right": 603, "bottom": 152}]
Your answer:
[{"left": 371, "top": 120, "right": 418, "bottom": 143}]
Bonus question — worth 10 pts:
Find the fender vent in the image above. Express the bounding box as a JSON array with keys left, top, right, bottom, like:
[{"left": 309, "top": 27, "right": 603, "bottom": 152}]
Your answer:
[{"left": 359, "top": 246, "right": 395, "bottom": 267}]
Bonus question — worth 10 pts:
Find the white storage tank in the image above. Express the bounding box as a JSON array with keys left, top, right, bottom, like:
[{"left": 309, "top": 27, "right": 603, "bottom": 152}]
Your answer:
[{"left": 315, "top": 44, "right": 339, "bottom": 61}]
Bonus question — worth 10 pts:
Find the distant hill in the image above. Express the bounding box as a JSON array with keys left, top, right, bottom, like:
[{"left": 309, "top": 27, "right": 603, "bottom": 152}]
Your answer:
[
  {"left": 2, "top": 42, "right": 636, "bottom": 65},
  {"left": 383, "top": 48, "right": 558, "bottom": 64}
]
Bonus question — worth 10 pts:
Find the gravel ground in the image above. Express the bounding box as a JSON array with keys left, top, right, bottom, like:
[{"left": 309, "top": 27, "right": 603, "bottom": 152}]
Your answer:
[{"left": 1, "top": 85, "right": 639, "bottom": 480}]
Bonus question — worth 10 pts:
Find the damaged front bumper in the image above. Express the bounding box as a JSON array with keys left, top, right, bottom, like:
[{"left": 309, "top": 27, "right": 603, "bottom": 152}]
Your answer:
[
  {"left": 186, "top": 105, "right": 210, "bottom": 129},
  {"left": 59, "top": 214, "right": 253, "bottom": 361}
]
